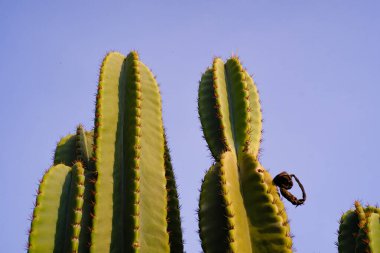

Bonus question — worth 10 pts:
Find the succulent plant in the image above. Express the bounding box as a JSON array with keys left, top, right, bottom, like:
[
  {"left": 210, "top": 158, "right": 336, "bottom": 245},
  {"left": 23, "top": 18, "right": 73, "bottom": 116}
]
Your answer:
[
  {"left": 337, "top": 201, "right": 380, "bottom": 253},
  {"left": 197, "top": 57, "right": 293, "bottom": 253},
  {"left": 28, "top": 50, "right": 379, "bottom": 253},
  {"left": 27, "top": 51, "right": 183, "bottom": 253}
]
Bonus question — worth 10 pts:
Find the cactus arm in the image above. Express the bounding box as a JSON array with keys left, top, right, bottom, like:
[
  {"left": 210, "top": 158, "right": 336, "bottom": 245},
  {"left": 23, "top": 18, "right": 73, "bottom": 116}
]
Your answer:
[
  {"left": 54, "top": 134, "right": 76, "bottom": 165},
  {"left": 199, "top": 152, "right": 252, "bottom": 253},
  {"left": 198, "top": 58, "right": 262, "bottom": 160},
  {"left": 90, "top": 52, "right": 126, "bottom": 252},
  {"left": 28, "top": 163, "right": 85, "bottom": 253},
  {"left": 337, "top": 202, "right": 380, "bottom": 252},
  {"left": 163, "top": 135, "right": 184, "bottom": 253},
  {"left": 239, "top": 153, "right": 292, "bottom": 252},
  {"left": 199, "top": 164, "right": 231, "bottom": 253},
  {"left": 91, "top": 52, "right": 170, "bottom": 252},
  {"left": 28, "top": 164, "right": 71, "bottom": 252},
  {"left": 337, "top": 210, "right": 359, "bottom": 253},
  {"left": 198, "top": 68, "right": 229, "bottom": 159}
]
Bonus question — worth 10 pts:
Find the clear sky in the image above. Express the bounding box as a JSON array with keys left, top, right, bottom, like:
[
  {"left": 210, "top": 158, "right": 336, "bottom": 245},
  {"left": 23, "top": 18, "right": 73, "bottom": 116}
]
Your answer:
[{"left": 1, "top": 1, "right": 379, "bottom": 252}]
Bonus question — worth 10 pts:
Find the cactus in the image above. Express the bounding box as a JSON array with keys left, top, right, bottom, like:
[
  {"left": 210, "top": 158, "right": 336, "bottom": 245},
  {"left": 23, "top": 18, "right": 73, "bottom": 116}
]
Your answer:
[
  {"left": 198, "top": 57, "right": 293, "bottom": 252},
  {"left": 28, "top": 162, "right": 85, "bottom": 253},
  {"left": 28, "top": 51, "right": 183, "bottom": 253},
  {"left": 337, "top": 201, "right": 380, "bottom": 253}
]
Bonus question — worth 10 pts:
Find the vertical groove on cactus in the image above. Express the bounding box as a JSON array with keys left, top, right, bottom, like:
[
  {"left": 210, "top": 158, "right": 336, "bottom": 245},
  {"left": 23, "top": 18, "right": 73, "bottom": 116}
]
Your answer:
[
  {"left": 28, "top": 163, "right": 85, "bottom": 253},
  {"left": 164, "top": 134, "right": 184, "bottom": 253}
]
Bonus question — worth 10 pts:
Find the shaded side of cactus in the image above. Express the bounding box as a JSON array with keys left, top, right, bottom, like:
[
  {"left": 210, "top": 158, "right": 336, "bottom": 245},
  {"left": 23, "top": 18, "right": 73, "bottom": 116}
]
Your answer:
[
  {"left": 337, "top": 201, "right": 380, "bottom": 253},
  {"left": 198, "top": 57, "right": 292, "bottom": 253}
]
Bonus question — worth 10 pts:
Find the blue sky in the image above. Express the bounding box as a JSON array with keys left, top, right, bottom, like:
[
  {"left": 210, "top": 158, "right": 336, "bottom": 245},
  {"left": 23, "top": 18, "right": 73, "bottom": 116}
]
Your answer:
[{"left": 1, "top": 1, "right": 379, "bottom": 252}]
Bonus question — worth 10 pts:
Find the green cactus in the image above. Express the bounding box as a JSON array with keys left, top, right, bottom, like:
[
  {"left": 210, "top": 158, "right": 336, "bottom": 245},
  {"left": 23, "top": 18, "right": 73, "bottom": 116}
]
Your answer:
[
  {"left": 337, "top": 201, "right": 380, "bottom": 253},
  {"left": 28, "top": 51, "right": 183, "bottom": 253},
  {"left": 198, "top": 57, "right": 292, "bottom": 253},
  {"left": 28, "top": 162, "right": 85, "bottom": 253}
]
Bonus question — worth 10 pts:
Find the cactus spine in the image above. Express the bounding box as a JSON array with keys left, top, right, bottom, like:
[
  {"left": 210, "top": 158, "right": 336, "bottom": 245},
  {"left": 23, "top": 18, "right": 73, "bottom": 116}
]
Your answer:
[
  {"left": 337, "top": 201, "right": 380, "bottom": 253},
  {"left": 28, "top": 51, "right": 183, "bottom": 253},
  {"left": 198, "top": 57, "right": 292, "bottom": 252}
]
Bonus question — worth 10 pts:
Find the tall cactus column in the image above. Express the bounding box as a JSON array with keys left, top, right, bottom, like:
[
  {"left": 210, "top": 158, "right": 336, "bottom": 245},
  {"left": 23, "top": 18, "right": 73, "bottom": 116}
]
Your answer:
[
  {"left": 90, "top": 51, "right": 182, "bottom": 253},
  {"left": 198, "top": 57, "right": 292, "bottom": 253}
]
